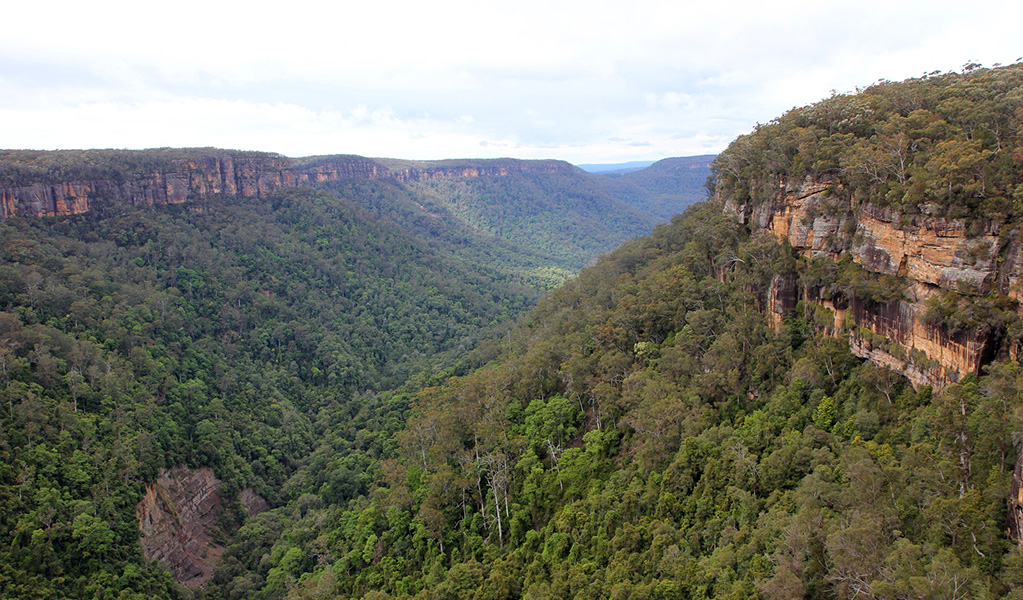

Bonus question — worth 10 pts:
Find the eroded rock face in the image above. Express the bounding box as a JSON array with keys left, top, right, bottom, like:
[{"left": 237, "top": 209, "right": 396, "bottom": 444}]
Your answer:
[
  {"left": 1, "top": 156, "right": 297, "bottom": 219},
  {"left": 723, "top": 177, "right": 1014, "bottom": 389},
  {"left": 0, "top": 153, "right": 578, "bottom": 219},
  {"left": 137, "top": 466, "right": 225, "bottom": 589},
  {"left": 1010, "top": 443, "right": 1023, "bottom": 545}
]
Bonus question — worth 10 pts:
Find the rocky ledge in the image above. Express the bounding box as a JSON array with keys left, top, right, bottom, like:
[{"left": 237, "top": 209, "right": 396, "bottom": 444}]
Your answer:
[{"left": 724, "top": 177, "right": 1019, "bottom": 389}]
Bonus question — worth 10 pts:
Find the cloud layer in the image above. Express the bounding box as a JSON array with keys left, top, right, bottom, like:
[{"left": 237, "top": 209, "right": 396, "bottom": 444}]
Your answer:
[{"left": 2, "top": 0, "right": 1021, "bottom": 162}]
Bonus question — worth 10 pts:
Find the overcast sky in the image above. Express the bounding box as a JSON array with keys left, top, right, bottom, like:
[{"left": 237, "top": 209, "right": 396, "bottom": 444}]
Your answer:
[{"left": 2, "top": 0, "right": 1020, "bottom": 164}]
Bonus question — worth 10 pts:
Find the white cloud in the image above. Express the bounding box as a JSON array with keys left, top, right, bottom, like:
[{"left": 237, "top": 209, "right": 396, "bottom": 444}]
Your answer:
[{"left": 2, "top": 0, "right": 1022, "bottom": 162}]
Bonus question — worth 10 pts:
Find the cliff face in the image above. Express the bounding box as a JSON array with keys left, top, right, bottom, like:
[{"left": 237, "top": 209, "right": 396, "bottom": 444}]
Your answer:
[
  {"left": 1010, "top": 444, "right": 1023, "bottom": 545},
  {"left": 137, "top": 466, "right": 223, "bottom": 588},
  {"left": 1, "top": 155, "right": 297, "bottom": 218},
  {"left": 725, "top": 177, "right": 1013, "bottom": 389},
  {"left": 0, "top": 152, "right": 577, "bottom": 219},
  {"left": 136, "top": 466, "right": 270, "bottom": 588}
]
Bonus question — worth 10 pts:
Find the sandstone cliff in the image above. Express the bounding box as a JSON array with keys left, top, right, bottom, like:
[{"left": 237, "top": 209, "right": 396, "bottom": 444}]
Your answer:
[
  {"left": 0, "top": 150, "right": 578, "bottom": 219},
  {"left": 724, "top": 177, "right": 1013, "bottom": 389},
  {"left": 377, "top": 158, "right": 574, "bottom": 183},
  {"left": 1010, "top": 444, "right": 1023, "bottom": 545}
]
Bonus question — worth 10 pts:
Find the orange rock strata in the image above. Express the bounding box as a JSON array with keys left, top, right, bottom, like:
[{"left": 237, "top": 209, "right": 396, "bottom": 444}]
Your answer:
[
  {"left": 725, "top": 177, "right": 1012, "bottom": 389},
  {"left": 0, "top": 154, "right": 576, "bottom": 219}
]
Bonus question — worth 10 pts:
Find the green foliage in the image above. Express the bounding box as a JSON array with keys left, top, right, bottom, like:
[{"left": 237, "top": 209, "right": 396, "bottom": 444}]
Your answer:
[
  {"left": 388, "top": 166, "right": 659, "bottom": 274},
  {"left": 6, "top": 65, "right": 1023, "bottom": 600},
  {"left": 713, "top": 62, "right": 1023, "bottom": 220},
  {"left": 835, "top": 254, "right": 906, "bottom": 304},
  {"left": 0, "top": 181, "right": 569, "bottom": 597},
  {"left": 811, "top": 396, "right": 837, "bottom": 430},
  {"left": 922, "top": 288, "right": 1017, "bottom": 336},
  {"left": 264, "top": 200, "right": 1023, "bottom": 600}
]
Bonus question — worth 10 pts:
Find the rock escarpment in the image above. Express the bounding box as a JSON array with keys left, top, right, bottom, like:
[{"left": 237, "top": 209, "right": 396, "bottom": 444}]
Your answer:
[
  {"left": 724, "top": 177, "right": 1012, "bottom": 389},
  {"left": 1, "top": 153, "right": 297, "bottom": 218},
  {"left": 0, "top": 150, "right": 578, "bottom": 219},
  {"left": 136, "top": 466, "right": 267, "bottom": 588},
  {"left": 712, "top": 63, "right": 1023, "bottom": 390},
  {"left": 137, "top": 466, "right": 224, "bottom": 588},
  {"left": 1010, "top": 445, "right": 1023, "bottom": 544}
]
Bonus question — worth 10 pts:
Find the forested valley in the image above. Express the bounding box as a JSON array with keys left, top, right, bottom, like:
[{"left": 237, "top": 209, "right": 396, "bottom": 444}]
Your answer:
[
  {"left": 0, "top": 155, "right": 678, "bottom": 598},
  {"left": 3, "top": 61, "right": 1023, "bottom": 600}
]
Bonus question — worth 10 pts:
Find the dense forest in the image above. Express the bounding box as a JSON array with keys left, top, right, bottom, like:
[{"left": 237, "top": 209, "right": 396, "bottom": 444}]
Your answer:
[
  {"left": 2, "top": 61, "right": 1023, "bottom": 600},
  {"left": 238, "top": 202, "right": 1023, "bottom": 600},
  {"left": 714, "top": 62, "right": 1023, "bottom": 220},
  {"left": 594, "top": 155, "right": 715, "bottom": 221},
  {"left": 391, "top": 171, "right": 655, "bottom": 272},
  {"left": 0, "top": 184, "right": 545, "bottom": 598},
  {"left": 0, "top": 159, "right": 664, "bottom": 597},
  {"left": 256, "top": 63, "right": 1023, "bottom": 600}
]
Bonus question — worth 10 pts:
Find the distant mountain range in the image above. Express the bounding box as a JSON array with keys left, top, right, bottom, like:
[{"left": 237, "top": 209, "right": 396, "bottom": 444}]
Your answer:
[
  {"left": 0, "top": 148, "right": 715, "bottom": 250},
  {"left": 575, "top": 160, "right": 657, "bottom": 174}
]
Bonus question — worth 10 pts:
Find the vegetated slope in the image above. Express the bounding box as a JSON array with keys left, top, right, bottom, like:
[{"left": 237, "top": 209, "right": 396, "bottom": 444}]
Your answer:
[
  {"left": 320, "top": 178, "right": 583, "bottom": 291},
  {"left": 216, "top": 65, "right": 1023, "bottom": 600},
  {"left": 0, "top": 185, "right": 546, "bottom": 599},
  {"left": 378, "top": 158, "right": 661, "bottom": 270},
  {"left": 10, "top": 60, "right": 1023, "bottom": 599},
  {"left": 0, "top": 148, "right": 670, "bottom": 597},
  {"left": 595, "top": 154, "right": 715, "bottom": 221}
]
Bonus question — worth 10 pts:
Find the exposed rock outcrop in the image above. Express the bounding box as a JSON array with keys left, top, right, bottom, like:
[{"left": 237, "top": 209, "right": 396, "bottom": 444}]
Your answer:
[
  {"left": 240, "top": 487, "right": 269, "bottom": 517},
  {"left": 0, "top": 151, "right": 578, "bottom": 219},
  {"left": 1, "top": 155, "right": 297, "bottom": 218},
  {"left": 723, "top": 177, "right": 1014, "bottom": 389},
  {"left": 137, "top": 466, "right": 225, "bottom": 589}
]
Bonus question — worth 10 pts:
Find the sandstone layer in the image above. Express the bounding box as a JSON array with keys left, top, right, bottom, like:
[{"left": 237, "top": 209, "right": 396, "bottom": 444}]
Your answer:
[
  {"left": 723, "top": 177, "right": 1015, "bottom": 389},
  {"left": 0, "top": 152, "right": 576, "bottom": 219},
  {"left": 136, "top": 467, "right": 270, "bottom": 588}
]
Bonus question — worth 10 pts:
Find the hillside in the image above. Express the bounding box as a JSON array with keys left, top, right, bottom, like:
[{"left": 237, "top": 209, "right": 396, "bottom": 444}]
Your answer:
[
  {"left": 595, "top": 155, "right": 715, "bottom": 221},
  {"left": 0, "top": 151, "right": 661, "bottom": 284},
  {"left": 715, "top": 62, "right": 1023, "bottom": 389},
  {"left": 385, "top": 160, "right": 659, "bottom": 270},
  {"left": 246, "top": 201, "right": 1023, "bottom": 600},
  {"left": 0, "top": 184, "right": 549, "bottom": 597}
]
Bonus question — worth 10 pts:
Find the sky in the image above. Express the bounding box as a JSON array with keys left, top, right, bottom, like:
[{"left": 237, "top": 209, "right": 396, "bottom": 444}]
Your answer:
[{"left": 2, "top": 0, "right": 1021, "bottom": 164}]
